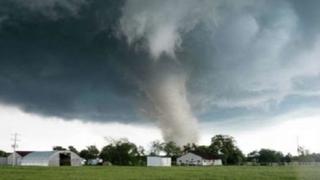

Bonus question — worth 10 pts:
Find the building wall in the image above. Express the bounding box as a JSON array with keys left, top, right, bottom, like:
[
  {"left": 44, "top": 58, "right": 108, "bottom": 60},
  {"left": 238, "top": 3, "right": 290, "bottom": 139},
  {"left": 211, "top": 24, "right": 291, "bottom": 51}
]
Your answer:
[
  {"left": 202, "top": 159, "right": 214, "bottom": 166},
  {"left": 147, "top": 157, "right": 171, "bottom": 167},
  {"left": 23, "top": 160, "right": 49, "bottom": 166},
  {"left": 0, "top": 157, "right": 7, "bottom": 165},
  {"left": 177, "top": 153, "right": 203, "bottom": 165},
  {"left": 21, "top": 156, "right": 50, "bottom": 166},
  {"left": 177, "top": 153, "right": 222, "bottom": 166},
  {"left": 70, "top": 152, "right": 82, "bottom": 166},
  {"left": 48, "top": 153, "right": 60, "bottom": 166},
  {"left": 213, "top": 159, "right": 222, "bottom": 166}
]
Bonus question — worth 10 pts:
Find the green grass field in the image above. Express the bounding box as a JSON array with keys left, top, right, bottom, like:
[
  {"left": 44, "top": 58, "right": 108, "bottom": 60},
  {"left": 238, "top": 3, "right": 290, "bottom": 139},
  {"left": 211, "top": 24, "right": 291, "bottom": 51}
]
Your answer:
[{"left": 0, "top": 166, "right": 319, "bottom": 180}]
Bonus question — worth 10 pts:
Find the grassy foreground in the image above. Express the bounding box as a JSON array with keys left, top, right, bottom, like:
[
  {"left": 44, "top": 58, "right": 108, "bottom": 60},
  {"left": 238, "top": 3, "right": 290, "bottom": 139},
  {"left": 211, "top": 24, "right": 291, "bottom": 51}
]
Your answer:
[{"left": 0, "top": 166, "right": 319, "bottom": 180}]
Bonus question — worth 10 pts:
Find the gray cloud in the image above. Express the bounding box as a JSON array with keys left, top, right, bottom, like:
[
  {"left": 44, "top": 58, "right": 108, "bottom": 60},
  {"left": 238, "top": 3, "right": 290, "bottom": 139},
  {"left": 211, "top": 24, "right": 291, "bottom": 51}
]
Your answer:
[
  {"left": 0, "top": 0, "right": 320, "bottom": 144},
  {"left": 11, "top": 0, "right": 87, "bottom": 18},
  {"left": 0, "top": 15, "right": 8, "bottom": 29},
  {"left": 120, "top": 0, "right": 218, "bottom": 59},
  {"left": 183, "top": 0, "right": 320, "bottom": 110}
]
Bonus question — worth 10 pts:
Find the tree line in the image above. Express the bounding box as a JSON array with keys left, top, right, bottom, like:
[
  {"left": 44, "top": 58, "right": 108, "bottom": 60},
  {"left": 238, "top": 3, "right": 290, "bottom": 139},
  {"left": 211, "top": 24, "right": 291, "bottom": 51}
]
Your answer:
[
  {"left": 48, "top": 135, "right": 320, "bottom": 166},
  {"left": 1, "top": 134, "right": 319, "bottom": 166}
]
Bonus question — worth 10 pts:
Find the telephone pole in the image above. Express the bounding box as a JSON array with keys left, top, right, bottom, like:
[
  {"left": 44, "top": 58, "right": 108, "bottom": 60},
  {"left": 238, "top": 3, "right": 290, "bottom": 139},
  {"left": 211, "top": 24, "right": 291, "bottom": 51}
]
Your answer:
[{"left": 11, "top": 133, "right": 19, "bottom": 167}]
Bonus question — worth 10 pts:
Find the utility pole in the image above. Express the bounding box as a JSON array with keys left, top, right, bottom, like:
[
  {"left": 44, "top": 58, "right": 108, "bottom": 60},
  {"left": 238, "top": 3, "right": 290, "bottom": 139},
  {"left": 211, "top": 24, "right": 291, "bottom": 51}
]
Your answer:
[{"left": 11, "top": 133, "right": 19, "bottom": 167}]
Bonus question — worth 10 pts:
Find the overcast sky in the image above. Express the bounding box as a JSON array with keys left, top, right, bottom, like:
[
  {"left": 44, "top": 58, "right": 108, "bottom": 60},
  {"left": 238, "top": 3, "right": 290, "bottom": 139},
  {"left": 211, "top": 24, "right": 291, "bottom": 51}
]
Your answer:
[{"left": 0, "top": 0, "right": 320, "bottom": 154}]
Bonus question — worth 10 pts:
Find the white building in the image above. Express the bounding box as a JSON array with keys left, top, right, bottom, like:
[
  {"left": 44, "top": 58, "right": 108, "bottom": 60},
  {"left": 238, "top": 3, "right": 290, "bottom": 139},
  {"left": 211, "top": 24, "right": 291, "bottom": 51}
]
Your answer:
[
  {"left": 21, "top": 151, "right": 83, "bottom": 166},
  {"left": 147, "top": 156, "right": 171, "bottom": 167},
  {"left": 7, "top": 151, "right": 33, "bottom": 165},
  {"left": 87, "top": 158, "right": 103, "bottom": 165},
  {"left": 177, "top": 152, "right": 222, "bottom": 166}
]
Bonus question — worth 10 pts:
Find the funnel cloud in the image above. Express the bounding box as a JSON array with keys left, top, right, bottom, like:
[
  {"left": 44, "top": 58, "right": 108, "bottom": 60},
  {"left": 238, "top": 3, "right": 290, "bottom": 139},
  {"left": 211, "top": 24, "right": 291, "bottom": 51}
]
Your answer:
[
  {"left": 141, "top": 67, "right": 199, "bottom": 145},
  {"left": 119, "top": 0, "right": 217, "bottom": 144}
]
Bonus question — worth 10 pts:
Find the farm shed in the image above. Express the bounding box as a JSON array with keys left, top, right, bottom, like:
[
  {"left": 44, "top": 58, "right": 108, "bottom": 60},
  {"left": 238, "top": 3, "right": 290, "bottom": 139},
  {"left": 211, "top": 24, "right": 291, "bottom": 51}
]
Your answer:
[
  {"left": 21, "top": 150, "right": 83, "bottom": 166},
  {"left": 7, "top": 151, "right": 32, "bottom": 165},
  {"left": 147, "top": 156, "right": 171, "bottom": 167},
  {"left": 177, "top": 152, "right": 222, "bottom": 166}
]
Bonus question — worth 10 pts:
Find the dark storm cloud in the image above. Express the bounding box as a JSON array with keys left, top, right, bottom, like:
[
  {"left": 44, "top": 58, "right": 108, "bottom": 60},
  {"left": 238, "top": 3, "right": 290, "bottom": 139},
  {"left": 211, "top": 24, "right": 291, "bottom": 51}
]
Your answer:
[
  {"left": 0, "top": 0, "right": 147, "bottom": 121},
  {"left": 0, "top": 0, "right": 320, "bottom": 128}
]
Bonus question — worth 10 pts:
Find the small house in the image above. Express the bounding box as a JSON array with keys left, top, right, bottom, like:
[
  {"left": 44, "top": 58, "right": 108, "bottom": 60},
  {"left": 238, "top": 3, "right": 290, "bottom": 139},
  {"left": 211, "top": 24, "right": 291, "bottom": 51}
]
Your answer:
[{"left": 177, "top": 152, "right": 222, "bottom": 166}]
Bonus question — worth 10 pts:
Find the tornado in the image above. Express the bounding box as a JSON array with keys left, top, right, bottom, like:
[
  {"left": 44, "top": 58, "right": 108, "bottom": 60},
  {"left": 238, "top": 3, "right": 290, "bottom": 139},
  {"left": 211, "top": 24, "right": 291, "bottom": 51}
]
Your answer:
[
  {"left": 143, "top": 69, "right": 199, "bottom": 146},
  {"left": 119, "top": 0, "right": 213, "bottom": 145}
]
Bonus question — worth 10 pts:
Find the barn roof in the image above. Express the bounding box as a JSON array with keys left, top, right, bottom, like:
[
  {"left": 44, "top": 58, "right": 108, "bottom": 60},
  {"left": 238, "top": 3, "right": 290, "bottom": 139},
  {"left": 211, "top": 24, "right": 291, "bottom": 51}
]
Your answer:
[
  {"left": 22, "top": 151, "right": 56, "bottom": 161},
  {"left": 189, "top": 152, "right": 220, "bottom": 160},
  {"left": 147, "top": 156, "right": 171, "bottom": 158}
]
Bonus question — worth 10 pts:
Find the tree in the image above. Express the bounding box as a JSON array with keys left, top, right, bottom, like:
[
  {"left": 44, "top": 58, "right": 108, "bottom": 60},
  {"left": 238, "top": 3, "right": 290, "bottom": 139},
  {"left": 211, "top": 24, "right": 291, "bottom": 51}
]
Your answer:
[
  {"left": 137, "top": 146, "right": 145, "bottom": 156},
  {"left": 258, "top": 149, "right": 284, "bottom": 165},
  {"left": 68, "top": 146, "right": 79, "bottom": 154},
  {"left": 209, "top": 135, "right": 244, "bottom": 165},
  {"left": 100, "top": 139, "right": 142, "bottom": 165},
  {"left": 247, "top": 150, "right": 259, "bottom": 163},
  {"left": 163, "top": 141, "right": 182, "bottom": 157},
  {"left": 149, "top": 141, "right": 182, "bottom": 157},
  {"left": 87, "top": 145, "right": 99, "bottom": 159},
  {"left": 149, "top": 140, "right": 164, "bottom": 156},
  {"left": 227, "top": 147, "right": 245, "bottom": 165},
  {"left": 182, "top": 143, "right": 197, "bottom": 153},
  {"left": 53, "top": 146, "right": 66, "bottom": 151},
  {"left": 296, "top": 153, "right": 320, "bottom": 162},
  {"left": 79, "top": 149, "right": 91, "bottom": 161},
  {"left": 284, "top": 153, "right": 292, "bottom": 163},
  {"left": 192, "top": 145, "right": 211, "bottom": 155},
  {"left": 0, "top": 150, "right": 6, "bottom": 157},
  {"left": 79, "top": 145, "right": 99, "bottom": 161}
]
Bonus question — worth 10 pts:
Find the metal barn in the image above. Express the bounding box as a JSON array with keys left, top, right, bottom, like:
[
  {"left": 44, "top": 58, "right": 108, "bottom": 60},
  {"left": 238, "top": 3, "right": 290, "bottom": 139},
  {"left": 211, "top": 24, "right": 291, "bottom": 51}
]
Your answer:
[{"left": 21, "top": 151, "right": 82, "bottom": 166}]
